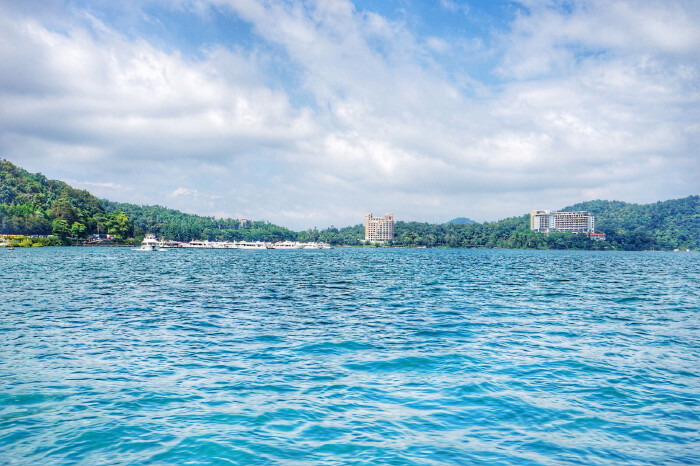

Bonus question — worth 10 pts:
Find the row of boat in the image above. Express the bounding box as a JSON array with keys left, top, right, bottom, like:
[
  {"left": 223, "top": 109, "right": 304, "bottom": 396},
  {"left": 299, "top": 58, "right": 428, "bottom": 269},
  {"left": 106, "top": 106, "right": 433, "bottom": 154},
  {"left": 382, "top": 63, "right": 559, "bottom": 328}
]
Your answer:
[{"left": 140, "top": 235, "right": 332, "bottom": 251}]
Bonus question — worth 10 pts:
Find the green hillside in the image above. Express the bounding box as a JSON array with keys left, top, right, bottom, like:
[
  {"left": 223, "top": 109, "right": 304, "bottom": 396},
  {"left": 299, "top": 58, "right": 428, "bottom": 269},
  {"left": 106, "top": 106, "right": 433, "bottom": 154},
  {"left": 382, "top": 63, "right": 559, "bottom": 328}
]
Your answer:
[
  {"left": 0, "top": 159, "right": 131, "bottom": 243},
  {"left": 563, "top": 198, "right": 700, "bottom": 250},
  {"left": 371, "top": 197, "right": 698, "bottom": 250},
  {"left": 0, "top": 159, "right": 295, "bottom": 243},
  {"left": 1, "top": 159, "right": 698, "bottom": 250},
  {"left": 304, "top": 196, "right": 699, "bottom": 250},
  {"left": 102, "top": 200, "right": 297, "bottom": 243}
]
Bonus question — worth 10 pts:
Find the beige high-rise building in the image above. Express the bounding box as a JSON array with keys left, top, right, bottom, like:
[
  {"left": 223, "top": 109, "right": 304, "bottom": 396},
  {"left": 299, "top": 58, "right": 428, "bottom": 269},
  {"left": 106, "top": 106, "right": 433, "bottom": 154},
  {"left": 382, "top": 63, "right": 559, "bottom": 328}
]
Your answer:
[
  {"left": 365, "top": 212, "right": 394, "bottom": 242},
  {"left": 530, "top": 210, "right": 595, "bottom": 234}
]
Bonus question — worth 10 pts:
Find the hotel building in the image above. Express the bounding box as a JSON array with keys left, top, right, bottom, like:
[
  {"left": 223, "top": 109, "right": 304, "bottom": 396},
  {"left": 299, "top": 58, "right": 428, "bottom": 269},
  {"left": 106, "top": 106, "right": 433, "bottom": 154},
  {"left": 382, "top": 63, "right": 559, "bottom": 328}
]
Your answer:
[
  {"left": 530, "top": 210, "right": 595, "bottom": 234},
  {"left": 365, "top": 212, "right": 394, "bottom": 242}
]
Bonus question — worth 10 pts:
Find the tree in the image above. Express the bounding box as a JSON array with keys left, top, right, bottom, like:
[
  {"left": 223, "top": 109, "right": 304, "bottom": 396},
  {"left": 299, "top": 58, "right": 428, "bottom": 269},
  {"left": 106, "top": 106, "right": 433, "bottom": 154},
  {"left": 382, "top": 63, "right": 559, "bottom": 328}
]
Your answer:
[
  {"left": 49, "top": 199, "right": 79, "bottom": 225},
  {"left": 52, "top": 219, "right": 70, "bottom": 242},
  {"left": 71, "top": 221, "right": 87, "bottom": 239},
  {"left": 107, "top": 211, "right": 130, "bottom": 241},
  {"left": 93, "top": 212, "right": 107, "bottom": 235}
]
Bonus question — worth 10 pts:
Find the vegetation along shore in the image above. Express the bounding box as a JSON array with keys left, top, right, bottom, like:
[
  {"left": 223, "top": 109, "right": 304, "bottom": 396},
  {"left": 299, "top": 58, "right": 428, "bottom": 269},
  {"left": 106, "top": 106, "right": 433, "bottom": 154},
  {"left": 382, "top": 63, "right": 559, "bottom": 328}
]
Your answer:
[{"left": 1, "top": 160, "right": 698, "bottom": 251}]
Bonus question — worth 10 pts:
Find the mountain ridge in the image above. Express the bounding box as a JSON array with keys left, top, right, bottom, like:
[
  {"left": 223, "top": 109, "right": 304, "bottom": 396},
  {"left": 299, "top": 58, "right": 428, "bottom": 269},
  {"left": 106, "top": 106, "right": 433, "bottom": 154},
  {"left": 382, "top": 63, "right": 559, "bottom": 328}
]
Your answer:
[
  {"left": 447, "top": 217, "right": 476, "bottom": 225},
  {"left": 1, "top": 159, "right": 698, "bottom": 250}
]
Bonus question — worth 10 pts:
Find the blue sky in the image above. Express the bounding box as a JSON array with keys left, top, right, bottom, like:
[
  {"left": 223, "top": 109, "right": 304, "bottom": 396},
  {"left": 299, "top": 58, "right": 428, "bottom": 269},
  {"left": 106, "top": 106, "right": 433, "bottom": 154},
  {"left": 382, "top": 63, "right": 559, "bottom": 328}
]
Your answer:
[{"left": 1, "top": 0, "right": 698, "bottom": 229}]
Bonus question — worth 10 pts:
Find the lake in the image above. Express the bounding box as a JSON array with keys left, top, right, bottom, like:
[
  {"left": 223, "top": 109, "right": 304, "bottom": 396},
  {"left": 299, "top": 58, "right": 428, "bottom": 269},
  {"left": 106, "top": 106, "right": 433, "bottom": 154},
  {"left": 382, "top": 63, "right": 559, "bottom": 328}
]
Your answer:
[{"left": 1, "top": 247, "right": 698, "bottom": 464}]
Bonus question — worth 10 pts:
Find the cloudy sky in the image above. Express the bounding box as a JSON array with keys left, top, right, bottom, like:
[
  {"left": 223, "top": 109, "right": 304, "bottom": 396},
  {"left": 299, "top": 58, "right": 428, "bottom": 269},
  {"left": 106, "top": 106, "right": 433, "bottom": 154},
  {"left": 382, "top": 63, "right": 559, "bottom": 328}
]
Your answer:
[{"left": 1, "top": 0, "right": 698, "bottom": 229}]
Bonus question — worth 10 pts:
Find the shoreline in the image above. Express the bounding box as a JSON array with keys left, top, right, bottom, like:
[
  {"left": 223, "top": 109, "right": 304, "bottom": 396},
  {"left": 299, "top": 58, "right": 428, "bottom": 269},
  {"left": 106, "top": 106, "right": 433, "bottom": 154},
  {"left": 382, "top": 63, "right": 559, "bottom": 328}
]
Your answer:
[{"left": 3, "top": 243, "right": 696, "bottom": 252}]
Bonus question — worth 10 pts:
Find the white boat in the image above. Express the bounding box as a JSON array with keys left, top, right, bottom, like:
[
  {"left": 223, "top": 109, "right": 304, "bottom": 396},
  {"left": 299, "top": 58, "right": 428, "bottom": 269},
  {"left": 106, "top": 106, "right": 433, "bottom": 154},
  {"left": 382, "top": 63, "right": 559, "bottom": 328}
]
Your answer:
[
  {"left": 179, "top": 240, "right": 240, "bottom": 249},
  {"left": 302, "top": 242, "right": 332, "bottom": 249},
  {"left": 140, "top": 234, "right": 159, "bottom": 251},
  {"left": 273, "top": 240, "right": 304, "bottom": 249},
  {"left": 237, "top": 241, "right": 269, "bottom": 250},
  {"left": 185, "top": 240, "right": 212, "bottom": 248}
]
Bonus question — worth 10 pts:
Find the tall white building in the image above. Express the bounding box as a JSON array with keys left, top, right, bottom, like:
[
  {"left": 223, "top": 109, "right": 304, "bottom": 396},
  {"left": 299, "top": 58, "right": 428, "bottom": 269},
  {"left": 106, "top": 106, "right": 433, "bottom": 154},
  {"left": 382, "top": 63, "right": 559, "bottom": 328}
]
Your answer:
[
  {"left": 530, "top": 210, "right": 594, "bottom": 234},
  {"left": 365, "top": 212, "right": 394, "bottom": 242}
]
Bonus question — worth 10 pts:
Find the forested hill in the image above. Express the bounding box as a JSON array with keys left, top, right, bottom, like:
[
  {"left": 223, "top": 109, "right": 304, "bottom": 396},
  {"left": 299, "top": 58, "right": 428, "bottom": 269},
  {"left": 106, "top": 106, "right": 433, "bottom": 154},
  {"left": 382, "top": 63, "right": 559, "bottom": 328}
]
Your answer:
[
  {"left": 1, "top": 159, "right": 698, "bottom": 250},
  {"left": 0, "top": 159, "right": 131, "bottom": 240},
  {"left": 102, "top": 200, "right": 297, "bottom": 243},
  {"left": 562, "top": 197, "right": 700, "bottom": 250},
  {"left": 0, "top": 159, "right": 297, "bottom": 243},
  {"left": 346, "top": 196, "right": 698, "bottom": 250},
  {"left": 447, "top": 217, "right": 476, "bottom": 224}
]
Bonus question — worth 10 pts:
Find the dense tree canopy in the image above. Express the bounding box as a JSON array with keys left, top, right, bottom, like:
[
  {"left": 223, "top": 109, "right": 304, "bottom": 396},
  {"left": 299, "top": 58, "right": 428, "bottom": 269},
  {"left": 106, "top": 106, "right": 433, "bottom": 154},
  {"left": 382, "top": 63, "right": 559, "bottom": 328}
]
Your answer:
[
  {"left": 102, "top": 200, "right": 298, "bottom": 243},
  {"left": 294, "top": 199, "right": 699, "bottom": 250},
  {"left": 563, "top": 198, "right": 700, "bottom": 251},
  {"left": 0, "top": 160, "right": 131, "bottom": 243},
  {"left": 2, "top": 160, "right": 698, "bottom": 250}
]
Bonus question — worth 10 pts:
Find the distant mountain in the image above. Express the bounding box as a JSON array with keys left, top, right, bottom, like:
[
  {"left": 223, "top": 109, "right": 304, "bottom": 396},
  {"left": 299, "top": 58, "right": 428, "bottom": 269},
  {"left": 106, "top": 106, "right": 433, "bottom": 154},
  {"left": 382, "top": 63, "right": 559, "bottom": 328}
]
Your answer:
[{"left": 447, "top": 217, "right": 476, "bottom": 225}]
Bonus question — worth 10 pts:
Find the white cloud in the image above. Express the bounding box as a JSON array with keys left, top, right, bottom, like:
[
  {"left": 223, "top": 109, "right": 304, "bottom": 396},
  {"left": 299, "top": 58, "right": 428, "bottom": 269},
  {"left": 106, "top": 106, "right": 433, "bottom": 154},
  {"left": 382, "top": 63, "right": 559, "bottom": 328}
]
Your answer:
[
  {"left": 426, "top": 36, "right": 450, "bottom": 53},
  {"left": 0, "top": 0, "right": 697, "bottom": 228},
  {"left": 500, "top": 0, "right": 700, "bottom": 79},
  {"left": 171, "top": 187, "right": 199, "bottom": 196},
  {"left": 75, "top": 181, "right": 124, "bottom": 189},
  {"left": 439, "top": 0, "right": 470, "bottom": 15}
]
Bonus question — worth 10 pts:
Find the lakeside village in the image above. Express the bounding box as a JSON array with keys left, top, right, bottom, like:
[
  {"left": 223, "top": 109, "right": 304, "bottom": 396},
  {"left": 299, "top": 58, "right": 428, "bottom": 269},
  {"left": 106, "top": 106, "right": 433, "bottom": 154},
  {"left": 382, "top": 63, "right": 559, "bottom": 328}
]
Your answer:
[{"left": 1, "top": 210, "right": 613, "bottom": 250}]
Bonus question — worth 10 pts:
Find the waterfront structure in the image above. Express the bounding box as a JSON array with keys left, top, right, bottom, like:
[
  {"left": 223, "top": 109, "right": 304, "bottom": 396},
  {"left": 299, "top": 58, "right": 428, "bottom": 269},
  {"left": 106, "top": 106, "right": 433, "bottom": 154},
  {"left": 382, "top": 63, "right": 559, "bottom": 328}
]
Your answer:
[
  {"left": 530, "top": 210, "right": 595, "bottom": 234},
  {"left": 590, "top": 232, "right": 606, "bottom": 241},
  {"left": 365, "top": 212, "right": 394, "bottom": 242}
]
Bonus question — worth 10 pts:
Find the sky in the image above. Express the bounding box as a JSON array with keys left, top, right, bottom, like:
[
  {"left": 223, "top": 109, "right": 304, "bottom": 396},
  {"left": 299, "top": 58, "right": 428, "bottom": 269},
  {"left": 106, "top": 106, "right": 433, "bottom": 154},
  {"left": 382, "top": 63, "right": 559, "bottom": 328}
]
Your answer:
[{"left": 1, "top": 0, "right": 698, "bottom": 229}]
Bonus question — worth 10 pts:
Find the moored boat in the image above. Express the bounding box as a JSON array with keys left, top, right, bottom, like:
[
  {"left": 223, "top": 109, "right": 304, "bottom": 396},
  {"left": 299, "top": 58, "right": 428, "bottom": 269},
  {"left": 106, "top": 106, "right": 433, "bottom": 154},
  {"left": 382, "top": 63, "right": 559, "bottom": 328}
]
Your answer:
[
  {"left": 273, "top": 240, "right": 304, "bottom": 249},
  {"left": 237, "top": 241, "right": 269, "bottom": 250},
  {"left": 185, "top": 240, "right": 212, "bottom": 248}
]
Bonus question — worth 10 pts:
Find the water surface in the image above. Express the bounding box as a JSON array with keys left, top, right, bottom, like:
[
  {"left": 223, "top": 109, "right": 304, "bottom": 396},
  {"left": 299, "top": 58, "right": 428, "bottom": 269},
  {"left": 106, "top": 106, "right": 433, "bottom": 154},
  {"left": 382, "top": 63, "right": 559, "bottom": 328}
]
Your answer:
[{"left": 1, "top": 248, "right": 699, "bottom": 464}]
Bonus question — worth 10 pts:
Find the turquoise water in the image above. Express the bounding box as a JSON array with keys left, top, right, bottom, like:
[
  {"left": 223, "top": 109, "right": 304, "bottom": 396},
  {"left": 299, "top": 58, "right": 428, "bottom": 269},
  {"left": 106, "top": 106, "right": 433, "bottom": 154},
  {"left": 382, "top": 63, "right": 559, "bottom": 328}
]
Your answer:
[{"left": 1, "top": 248, "right": 699, "bottom": 465}]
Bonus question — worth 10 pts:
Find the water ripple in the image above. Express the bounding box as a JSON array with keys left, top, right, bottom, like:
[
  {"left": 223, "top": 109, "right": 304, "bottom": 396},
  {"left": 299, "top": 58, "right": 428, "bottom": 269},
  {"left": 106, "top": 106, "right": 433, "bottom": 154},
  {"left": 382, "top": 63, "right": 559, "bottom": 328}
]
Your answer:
[{"left": 1, "top": 248, "right": 699, "bottom": 464}]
